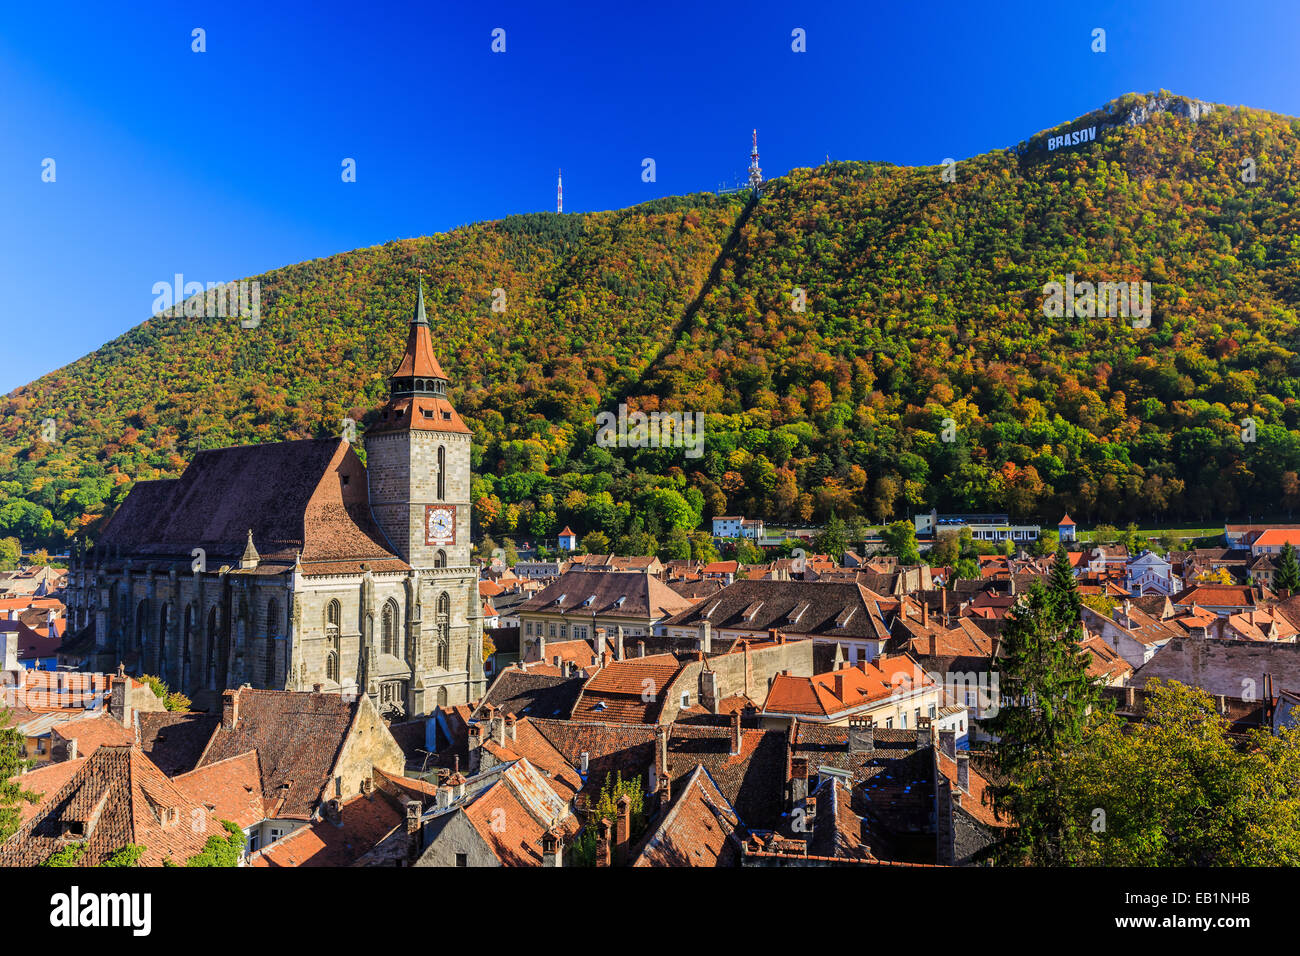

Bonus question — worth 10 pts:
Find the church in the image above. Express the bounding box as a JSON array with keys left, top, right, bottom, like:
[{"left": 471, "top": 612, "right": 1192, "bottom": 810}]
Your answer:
[{"left": 59, "top": 282, "right": 487, "bottom": 717}]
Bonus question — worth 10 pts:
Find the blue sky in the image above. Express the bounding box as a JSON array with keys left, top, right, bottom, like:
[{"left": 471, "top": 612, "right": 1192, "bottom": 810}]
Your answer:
[{"left": 3, "top": 0, "right": 1300, "bottom": 392}]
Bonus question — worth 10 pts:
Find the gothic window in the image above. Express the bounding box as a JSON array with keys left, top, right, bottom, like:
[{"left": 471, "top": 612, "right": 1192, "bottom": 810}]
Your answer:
[
  {"left": 437, "top": 446, "right": 446, "bottom": 501},
  {"left": 436, "top": 592, "right": 450, "bottom": 669},
  {"left": 435, "top": 549, "right": 447, "bottom": 568},
  {"left": 382, "top": 599, "right": 400, "bottom": 657},
  {"left": 326, "top": 652, "right": 339, "bottom": 683},
  {"left": 206, "top": 606, "right": 219, "bottom": 682},
  {"left": 158, "top": 604, "right": 170, "bottom": 676},
  {"left": 266, "top": 599, "right": 280, "bottom": 687},
  {"left": 135, "top": 599, "right": 149, "bottom": 653},
  {"left": 326, "top": 600, "right": 341, "bottom": 648}
]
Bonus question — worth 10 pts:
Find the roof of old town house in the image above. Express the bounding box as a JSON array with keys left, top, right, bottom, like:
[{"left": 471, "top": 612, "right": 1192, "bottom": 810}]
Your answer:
[
  {"left": 0, "top": 745, "right": 215, "bottom": 867},
  {"left": 632, "top": 764, "right": 742, "bottom": 867},
  {"left": 936, "top": 749, "right": 1006, "bottom": 828},
  {"left": 571, "top": 654, "right": 684, "bottom": 723},
  {"left": 136, "top": 711, "right": 222, "bottom": 776},
  {"left": 662, "top": 579, "right": 891, "bottom": 640},
  {"left": 51, "top": 712, "right": 135, "bottom": 754},
  {"left": 763, "top": 656, "right": 932, "bottom": 719},
  {"left": 96, "top": 438, "right": 406, "bottom": 574},
  {"left": 193, "top": 689, "right": 363, "bottom": 820},
  {"left": 11, "top": 757, "right": 87, "bottom": 825},
  {"left": 476, "top": 668, "right": 586, "bottom": 721},
  {"left": 251, "top": 791, "right": 406, "bottom": 867},
  {"left": 518, "top": 570, "right": 693, "bottom": 619},
  {"left": 172, "top": 750, "right": 266, "bottom": 830},
  {"left": 666, "top": 724, "right": 788, "bottom": 828}
]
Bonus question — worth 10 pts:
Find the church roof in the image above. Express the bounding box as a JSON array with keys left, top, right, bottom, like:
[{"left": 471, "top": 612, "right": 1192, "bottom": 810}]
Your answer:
[
  {"left": 97, "top": 438, "right": 406, "bottom": 572},
  {"left": 366, "top": 394, "right": 471, "bottom": 436}
]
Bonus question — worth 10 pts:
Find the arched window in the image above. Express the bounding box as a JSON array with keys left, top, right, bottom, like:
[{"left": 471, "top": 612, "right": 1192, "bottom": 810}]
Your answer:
[
  {"left": 158, "top": 603, "right": 170, "bottom": 677},
  {"left": 135, "top": 599, "right": 149, "bottom": 653},
  {"left": 326, "top": 600, "right": 341, "bottom": 649},
  {"left": 206, "top": 606, "right": 219, "bottom": 684},
  {"left": 326, "top": 652, "right": 339, "bottom": 683},
  {"left": 381, "top": 600, "right": 400, "bottom": 657},
  {"left": 437, "top": 446, "right": 446, "bottom": 501},
  {"left": 436, "top": 592, "right": 450, "bottom": 669},
  {"left": 435, "top": 549, "right": 447, "bottom": 569},
  {"left": 265, "top": 599, "right": 280, "bottom": 687}
]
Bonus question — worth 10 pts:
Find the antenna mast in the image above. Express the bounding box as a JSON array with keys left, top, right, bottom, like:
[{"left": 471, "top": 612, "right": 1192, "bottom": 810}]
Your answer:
[
  {"left": 557, "top": 168, "right": 563, "bottom": 213},
  {"left": 748, "top": 129, "right": 763, "bottom": 189}
]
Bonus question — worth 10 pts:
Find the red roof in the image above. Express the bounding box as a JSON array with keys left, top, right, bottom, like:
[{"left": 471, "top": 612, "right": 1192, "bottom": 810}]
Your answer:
[{"left": 1058, "top": 514, "right": 1076, "bottom": 526}]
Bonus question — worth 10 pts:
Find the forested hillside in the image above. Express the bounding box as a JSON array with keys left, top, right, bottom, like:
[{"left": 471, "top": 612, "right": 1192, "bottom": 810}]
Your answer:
[{"left": 5, "top": 91, "right": 1300, "bottom": 557}]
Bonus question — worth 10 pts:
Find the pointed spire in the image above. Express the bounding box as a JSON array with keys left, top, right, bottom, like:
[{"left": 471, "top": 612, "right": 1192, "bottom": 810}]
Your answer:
[
  {"left": 413, "top": 277, "right": 428, "bottom": 327},
  {"left": 240, "top": 529, "right": 260, "bottom": 570}
]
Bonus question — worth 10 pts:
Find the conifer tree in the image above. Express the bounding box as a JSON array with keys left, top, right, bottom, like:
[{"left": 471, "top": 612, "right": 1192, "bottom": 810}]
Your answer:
[
  {"left": 985, "top": 580, "right": 1103, "bottom": 865},
  {"left": 1277, "top": 543, "right": 1300, "bottom": 593},
  {"left": 1047, "top": 541, "right": 1082, "bottom": 628}
]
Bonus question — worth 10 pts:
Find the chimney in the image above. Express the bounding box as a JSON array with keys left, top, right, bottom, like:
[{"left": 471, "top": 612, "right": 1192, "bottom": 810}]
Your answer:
[
  {"left": 637, "top": 640, "right": 645, "bottom": 658},
  {"left": 848, "top": 717, "right": 874, "bottom": 754},
  {"left": 110, "top": 676, "right": 130, "bottom": 727},
  {"left": 435, "top": 785, "right": 452, "bottom": 810},
  {"left": 614, "top": 626, "right": 625, "bottom": 661},
  {"left": 221, "top": 688, "right": 239, "bottom": 730},
  {"left": 730, "top": 712, "right": 742, "bottom": 756},
  {"left": 504, "top": 713, "right": 517, "bottom": 743},
  {"left": 596, "top": 819, "right": 613, "bottom": 867},
  {"left": 699, "top": 670, "right": 719, "bottom": 714},
  {"left": 941, "top": 588, "right": 948, "bottom": 625},
  {"left": 698, "top": 620, "right": 712, "bottom": 654},
  {"left": 938, "top": 728, "right": 957, "bottom": 759},
  {"left": 542, "top": 829, "right": 563, "bottom": 867},
  {"left": 313, "top": 682, "right": 323, "bottom": 693},
  {"left": 405, "top": 799, "right": 421, "bottom": 835},
  {"left": 655, "top": 725, "right": 670, "bottom": 778},
  {"left": 591, "top": 628, "right": 605, "bottom": 664},
  {"left": 449, "top": 773, "right": 465, "bottom": 802},
  {"left": 535, "top": 630, "right": 546, "bottom": 663},
  {"left": 579, "top": 751, "right": 590, "bottom": 775},
  {"left": 929, "top": 631, "right": 937, "bottom": 657},
  {"left": 0, "top": 632, "right": 17, "bottom": 672},
  {"left": 956, "top": 752, "right": 970, "bottom": 793},
  {"left": 1124, "top": 685, "right": 1137, "bottom": 710},
  {"left": 789, "top": 756, "right": 810, "bottom": 812},
  {"left": 467, "top": 724, "right": 483, "bottom": 773},
  {"left": 916, "top": 715, "right": 932, "bottom": 749},
  {"left": 921, "top": 601, "right": 929, "bottom": 627},
  {"left": 1216, "top": 616, "right": 1228, "bottom": 640},
  {"left": 324, "top": 798, "right": 343, "bottom": 827},
  {"left": 1122, "top": 599, "right": 1132, "bottom": 627},
  {"left": 67, "top": 737, "right": 78, "bottom": 760},
  {"left": 490, "top": 715, "right": 505, "bottom": 747},
  {"left": 614, "top": 794, "right": 632, "bottom": 866},
  {"left": 833, "top": 672, "right": 845, "bottom": 701}
]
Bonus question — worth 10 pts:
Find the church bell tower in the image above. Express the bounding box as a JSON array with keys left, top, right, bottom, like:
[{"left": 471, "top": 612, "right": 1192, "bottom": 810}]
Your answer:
[{"left": 365, "top": 279, "right": 474, "bottom": 569}]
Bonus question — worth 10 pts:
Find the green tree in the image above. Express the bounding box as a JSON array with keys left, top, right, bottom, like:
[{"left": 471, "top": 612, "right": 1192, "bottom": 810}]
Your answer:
[
  {"left": 581, "top": 530, "right": 611, "bottom": 555},
  {"left": 0, "top": 706, "right": 38, "bottom": 842},
  {"left": 1277, "top": 543, "right": 1300, "bottom": 592},
  {"left": 1066, "top": 680, "right": 1300, "bottom": 865},
  {"left": 985, "top": 580, "right": 1104, "bottom": 865},
  {"left": 1047, "top": 542, "right": 1082, "bottom": 626},
  {"left": 813, "top": 513, "right": 848, "bottom": 560},
  {"left": 880, "top": 520, "right": 921, "bottom": 565},
  {"left": 0, "top": 536, "right": 20, "bottom": 571}
]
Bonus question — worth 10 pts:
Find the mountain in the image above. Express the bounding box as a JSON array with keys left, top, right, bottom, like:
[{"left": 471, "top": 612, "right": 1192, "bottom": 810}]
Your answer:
[{"left": 5, "top": 90, "right": 1300, "bottom": 557}]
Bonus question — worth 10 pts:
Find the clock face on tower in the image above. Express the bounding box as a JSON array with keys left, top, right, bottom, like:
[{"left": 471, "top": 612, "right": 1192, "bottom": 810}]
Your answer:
[{"left": 425, "top": 505, "right": 456, "bottom": 546}]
